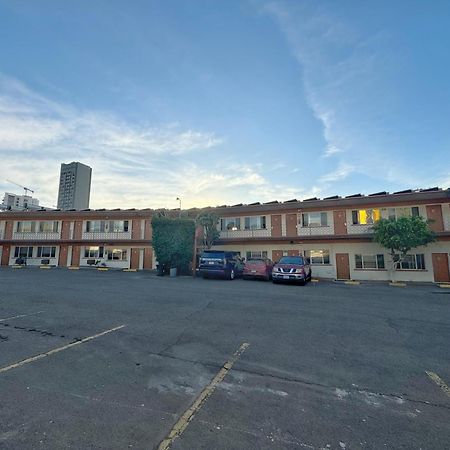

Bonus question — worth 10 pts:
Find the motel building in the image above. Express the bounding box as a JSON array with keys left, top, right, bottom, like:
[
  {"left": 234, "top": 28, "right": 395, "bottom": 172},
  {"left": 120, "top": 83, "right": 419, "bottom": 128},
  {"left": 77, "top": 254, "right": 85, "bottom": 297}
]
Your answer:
[{"left": 1, "top": 188, "right": 450, "bottom": 283}]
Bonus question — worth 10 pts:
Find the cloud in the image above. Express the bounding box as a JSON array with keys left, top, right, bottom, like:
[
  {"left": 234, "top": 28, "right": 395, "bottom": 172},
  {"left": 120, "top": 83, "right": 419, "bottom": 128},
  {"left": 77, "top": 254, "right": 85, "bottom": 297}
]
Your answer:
[
  {"left": 319, "top": 162, "right": 355, "bottom": 183},
  {"left": 261, "top": 1, "right": 425, "bottom": 186},
  {"left": 0, "top": 74, "right": 316, "bottom": 209}
]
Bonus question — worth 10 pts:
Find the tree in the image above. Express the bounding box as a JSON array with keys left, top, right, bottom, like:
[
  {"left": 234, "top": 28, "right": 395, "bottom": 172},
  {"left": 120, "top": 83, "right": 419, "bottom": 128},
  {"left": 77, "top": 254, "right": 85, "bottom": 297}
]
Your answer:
[
  {"left": 195, "top": 212, "right": 220, "bottom": 249},
  {"left": 372, "top": 216, "right": 436, "bottom": 279},
  {"left": 152, "top": 216, "right": 195, "bottom": 273}
]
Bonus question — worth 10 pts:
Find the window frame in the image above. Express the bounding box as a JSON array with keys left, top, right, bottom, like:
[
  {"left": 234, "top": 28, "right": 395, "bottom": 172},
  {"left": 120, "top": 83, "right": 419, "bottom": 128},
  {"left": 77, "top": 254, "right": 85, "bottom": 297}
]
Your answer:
[
  {"left": 220, "top": 218, "right": 241, "bottom": 231},
  {"left": 397, "top": 253, "right": 426, "bottom": 270},
  {"left": 351, "top": 209, "right": 381, "bottom": 225},
  {"left": 355, "top": 254, "right": 385, "bottom": 270},
  {"left": 84, "top": 246, "right": 104, "bottom": 258},
  {"left": 244, "top": 216, "right": 266, "bottom": 230},
  {"left": 305, "top": 249, "right": 330, "bottom": 265},
  {"left": 301, "top": 212, "right": 328, "bottom": 227},
  {"left": 245, "top": 250, "right": 268, "bottom": 260}
]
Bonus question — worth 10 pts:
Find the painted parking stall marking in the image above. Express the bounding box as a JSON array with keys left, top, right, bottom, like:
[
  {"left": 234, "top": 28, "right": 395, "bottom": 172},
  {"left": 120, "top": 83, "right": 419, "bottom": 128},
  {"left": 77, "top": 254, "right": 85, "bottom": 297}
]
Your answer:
[
  {"left": 0, "top": 324, "right": 126, "bottom": 374},
  {"left": 158, "top": 342, "right": 250, "bottom": 450},
  {"left": 0, "top": 311, "right": 44, "bottom": 322}
]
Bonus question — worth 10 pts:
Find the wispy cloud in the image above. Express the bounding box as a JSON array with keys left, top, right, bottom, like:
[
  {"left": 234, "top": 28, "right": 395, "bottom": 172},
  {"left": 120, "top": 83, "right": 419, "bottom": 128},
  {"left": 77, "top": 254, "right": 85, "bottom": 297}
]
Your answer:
[
  {"left": 319, "top": 162, "right": 355, "bottom": 183},
  {"left": 261, "top": 1, "right": 427, "bottom": 187},
  {"left": 0, "top": 74, "right": 318, "bottom": 208}
]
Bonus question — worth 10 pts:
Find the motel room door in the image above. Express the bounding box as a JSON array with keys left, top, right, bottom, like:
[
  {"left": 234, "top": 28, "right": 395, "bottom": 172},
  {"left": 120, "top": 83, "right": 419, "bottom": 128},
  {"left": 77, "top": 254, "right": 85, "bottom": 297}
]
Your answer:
[
  {"left": 432, "top": 253, "right": 450, "bottom": 283},
  {"left": 336, "top": 253, "right": 350, "bottom": 280},
  {"left": 271, "top": 215, "right": 282, "bottom": 238}
]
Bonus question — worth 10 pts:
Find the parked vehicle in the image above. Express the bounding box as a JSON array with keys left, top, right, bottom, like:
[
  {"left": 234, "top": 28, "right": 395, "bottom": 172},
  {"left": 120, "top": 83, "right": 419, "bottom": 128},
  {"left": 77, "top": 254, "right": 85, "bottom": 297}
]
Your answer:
[
  {"left": 243, "top": 258, "right": 273, "bottom": 281},
  {"left": 198, "top": 250, "right": 244, "bottom": 280},
  {"left": 272, "top": 256, "right": 311, "bottom": 285}
]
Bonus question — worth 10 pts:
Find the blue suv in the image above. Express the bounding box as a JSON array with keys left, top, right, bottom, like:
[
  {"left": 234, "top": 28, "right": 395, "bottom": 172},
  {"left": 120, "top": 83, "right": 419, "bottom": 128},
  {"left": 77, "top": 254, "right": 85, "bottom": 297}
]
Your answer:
[{"left": 199, "top": 250, "right": 244, "bottom": 280}]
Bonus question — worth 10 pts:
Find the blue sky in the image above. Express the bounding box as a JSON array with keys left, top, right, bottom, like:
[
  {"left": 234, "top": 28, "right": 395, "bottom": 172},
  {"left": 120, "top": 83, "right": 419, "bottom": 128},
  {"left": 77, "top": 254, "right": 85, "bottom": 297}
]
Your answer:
[{"left": 0, "top": 0, "right": 449, "bottom": 209}]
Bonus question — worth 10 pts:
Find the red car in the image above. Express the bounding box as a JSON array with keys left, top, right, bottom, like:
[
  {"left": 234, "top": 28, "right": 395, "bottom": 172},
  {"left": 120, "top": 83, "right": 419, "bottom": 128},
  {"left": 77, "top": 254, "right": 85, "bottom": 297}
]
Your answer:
[
  {"left": 243, "top": 258, "right": 274, "bottom": 281},
  {"left": 272, "top": 256, "right": 312, "bottom": 285}
]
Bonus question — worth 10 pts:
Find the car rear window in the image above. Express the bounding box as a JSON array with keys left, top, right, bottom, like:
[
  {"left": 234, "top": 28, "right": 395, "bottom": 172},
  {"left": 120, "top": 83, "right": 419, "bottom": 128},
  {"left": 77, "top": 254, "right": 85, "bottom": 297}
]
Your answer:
[
  {"left": 278, "top": 256, "right": 304, "bottom": 265},
  {"left": 246, "top": 259, "right": 265, "bottom": 265},
  {"left": 201, "top": 252, "right": 225, "bottom": 259}
]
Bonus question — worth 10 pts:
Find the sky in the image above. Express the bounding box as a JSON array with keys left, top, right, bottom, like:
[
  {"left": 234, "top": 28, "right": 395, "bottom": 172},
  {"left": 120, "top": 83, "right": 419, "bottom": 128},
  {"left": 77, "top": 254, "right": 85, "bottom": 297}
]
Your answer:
[{"left": 0, "top": 0, "right": 449, "bottom": 209}]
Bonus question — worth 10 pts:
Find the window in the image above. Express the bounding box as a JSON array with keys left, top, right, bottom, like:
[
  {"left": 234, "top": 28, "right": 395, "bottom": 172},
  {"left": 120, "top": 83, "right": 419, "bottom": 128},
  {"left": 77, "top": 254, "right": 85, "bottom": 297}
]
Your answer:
[
  {"left": 14, "top": 247, "right": 33, "bottom": 258},
  {"left": 84, "top": 246, "right": 104, "bottom": 258},
  {"left": 244, "top": 216, "right": 266, "bottom": 230},
  {"left": 106, "top": 249, "right": 128, "bottom": 260},
  {"left": 388, "top": 207, "right": 420, "bottom": 220},
  {"left": 220, "top": 218, "right": 241, "bottom": 231},
  {"left": 37, "top": 247, "right": 56, "bottom": 258},
  {"left": 301, "top": 212, "right": 328, "bottom": 227},
  {"left": 352, "top": 209, "right": 381, "bottom": 225},
  {"left": 355, "top": 254, "right": 385, "bottom": 269},
  {"left": 16, "top": 221, "right": 35, "bottom": 233},
  {"left": 86, "top": 221, "right": 106, "bottom": 232},
  {"left": 109, "top": 221, "right": 129, "bottom": 232},
  {"left": 245, "top": 251, "right": 268, "bottom": 260},
  {"left": 398, "top": 254, "right": 425, "bottom": 270},
  {"left": 39, "top": 221, "right": 59, "bottom": 233},
  {"left": 305, "top": 250, "right": 330, "bottom": 265}
]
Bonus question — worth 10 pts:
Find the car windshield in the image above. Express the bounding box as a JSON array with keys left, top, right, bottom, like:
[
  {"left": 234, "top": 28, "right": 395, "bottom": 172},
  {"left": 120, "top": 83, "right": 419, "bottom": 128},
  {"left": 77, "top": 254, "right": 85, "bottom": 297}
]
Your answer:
[{"left": 278, "top": 256, "right": 304, "bottom": 265}]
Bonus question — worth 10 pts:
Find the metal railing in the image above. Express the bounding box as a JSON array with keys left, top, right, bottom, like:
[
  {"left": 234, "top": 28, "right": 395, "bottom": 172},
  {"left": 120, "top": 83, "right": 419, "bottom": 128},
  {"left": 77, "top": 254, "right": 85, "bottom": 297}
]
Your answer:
[
  {"left": 12, "top": 232, "right": 61, "bottom": 240},
  {"left": 82, "top": 231, "right": 132, "bottom": 240},
  {"left": 219, "top": 229, "right": 272, "bottom": 239}
]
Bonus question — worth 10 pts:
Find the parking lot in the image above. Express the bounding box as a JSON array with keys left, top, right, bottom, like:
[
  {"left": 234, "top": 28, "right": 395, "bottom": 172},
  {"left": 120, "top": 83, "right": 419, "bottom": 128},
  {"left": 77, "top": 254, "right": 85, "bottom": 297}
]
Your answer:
[{"left": 0, "top": 269, "right": 449, "bottom": 449}]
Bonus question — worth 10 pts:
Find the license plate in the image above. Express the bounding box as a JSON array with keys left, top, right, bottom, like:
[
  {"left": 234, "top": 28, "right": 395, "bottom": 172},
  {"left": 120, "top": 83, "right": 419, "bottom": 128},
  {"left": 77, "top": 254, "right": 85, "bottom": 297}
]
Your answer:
[
  {"left": 208, "top": 261, "right": 215, "bottom": 265},
  {"left": 283, "top": 275, "right": 289, "bottom": 279},
  {"left": 251, "top": 270, "right": 257, "bottom": 273}
]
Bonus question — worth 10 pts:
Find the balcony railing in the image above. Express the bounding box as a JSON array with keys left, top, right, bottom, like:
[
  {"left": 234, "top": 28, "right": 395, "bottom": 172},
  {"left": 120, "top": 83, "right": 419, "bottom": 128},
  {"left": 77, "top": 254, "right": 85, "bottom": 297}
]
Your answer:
[
  {"left": 12, "top": 232, "right": 61, "bottom": 240},
  {"left": 347, "top": 224, "right": 374, "bottom": 234},
  {"left": 82, "top": 231, "right": 132, "bottom": 240},
  {"left": 219, "top": 229, "right": 271, "bottom": 239},
  {"left": 298, "top": 225, "right": 335, "bottom": 236}
]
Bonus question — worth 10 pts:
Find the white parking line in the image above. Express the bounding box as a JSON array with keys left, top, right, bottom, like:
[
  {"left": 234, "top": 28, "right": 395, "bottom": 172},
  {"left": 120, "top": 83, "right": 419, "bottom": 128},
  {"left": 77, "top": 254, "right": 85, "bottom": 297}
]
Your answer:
[
  {"left": 0, "top": 311, "right": 44, "bottom": 322},
  {"left": 0, "top": 324, "right": 126, "bottom": 374},
  {"left": 158, "top": 342, "right": 250, "bottom": 450}
]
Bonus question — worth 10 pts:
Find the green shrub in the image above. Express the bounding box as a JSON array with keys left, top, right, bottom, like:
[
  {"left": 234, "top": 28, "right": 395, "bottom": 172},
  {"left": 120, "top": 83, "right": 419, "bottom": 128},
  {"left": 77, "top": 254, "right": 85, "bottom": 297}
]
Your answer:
[{"left": 152, "top": 216, "right": 195, "bottom": 273}]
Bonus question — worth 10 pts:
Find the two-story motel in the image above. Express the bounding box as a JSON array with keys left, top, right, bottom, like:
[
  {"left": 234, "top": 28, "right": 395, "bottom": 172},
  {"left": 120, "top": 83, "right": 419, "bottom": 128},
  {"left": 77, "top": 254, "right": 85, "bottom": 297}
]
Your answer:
[{"left": 1, "top": 187, "right": 450, "bottom": 282}]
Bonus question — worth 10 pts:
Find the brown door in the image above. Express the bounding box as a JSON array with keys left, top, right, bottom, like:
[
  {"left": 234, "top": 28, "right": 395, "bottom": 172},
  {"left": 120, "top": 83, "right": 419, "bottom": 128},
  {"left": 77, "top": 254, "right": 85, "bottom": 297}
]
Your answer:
[
  {"left": 286, "top": 213, "right": 298, "bottom": 237},
  {"left": 73, "top": 221, "right": 83, "bottom": 240},
  {"left": 130, "top": 248, "right": 140, "bottom": 269},
  {"left": 287, "top": 250, "right": 299, "bottom": 256},
  {"left": 132, "top": 220, "right": 141, "bottom": 239},
  {"left": 144, "top": 220, "right": 152, "bottom": 240},
  {"left": 59, "top": 245, "right": 68, "bottom": 267},
  {"left": 271, "top": 215, "right": 282, "bottom": 237},
  {"left": 61, "top": 221, "right": 71, "bottom": 240},
  {"left": 426, "top": 205, "right": 444, "bottom": 232},
  {"left": 336, "top": 253, "right": 350, "bottom": 280},
  {"left": 333, "top": 211, "right": 347, "bottom": 235},
  {"left": 272, "top": 250, "right": 283, "bottom": 263},
  {"left": 1, "top": 245, "right": 10, "bottom": 266},
  {"left": 4, "top": 221, "right": 13, "bottom": 239},
  {"left": 71, "top": 246, "right": 81, "bottom": 267},
  {"left": 143, "top": 248, "right": 153, "bottom": 269},
  {"left": 432, "top": 253, "right": 450, "bottom": 282}
]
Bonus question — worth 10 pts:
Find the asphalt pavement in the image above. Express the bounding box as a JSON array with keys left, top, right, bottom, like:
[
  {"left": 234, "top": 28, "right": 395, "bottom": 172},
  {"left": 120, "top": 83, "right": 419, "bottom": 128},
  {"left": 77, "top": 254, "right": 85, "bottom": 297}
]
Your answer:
[{"left": 0, "top": 268, "right": 449, "bottom": 449}]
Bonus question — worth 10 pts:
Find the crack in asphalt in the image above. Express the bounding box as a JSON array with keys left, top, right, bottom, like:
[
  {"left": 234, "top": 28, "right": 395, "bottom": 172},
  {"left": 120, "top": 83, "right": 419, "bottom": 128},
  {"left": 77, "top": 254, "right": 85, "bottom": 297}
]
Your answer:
[
  {"left": 0, "top": 322, "right": 73, "bottom": 341},
  {"left": 136, "top": 349, "right": 450, "bottom": 412}
]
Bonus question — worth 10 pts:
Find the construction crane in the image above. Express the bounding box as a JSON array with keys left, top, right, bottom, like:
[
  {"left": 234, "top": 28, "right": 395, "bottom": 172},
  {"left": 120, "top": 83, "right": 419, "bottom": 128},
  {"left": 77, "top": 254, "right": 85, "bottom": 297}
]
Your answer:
[{"left": 6, "top": 179, "right": 35, "bottom": 196}]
